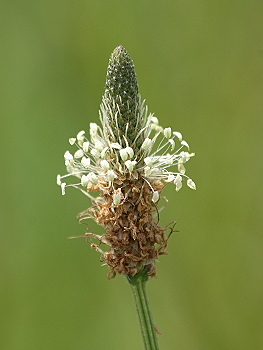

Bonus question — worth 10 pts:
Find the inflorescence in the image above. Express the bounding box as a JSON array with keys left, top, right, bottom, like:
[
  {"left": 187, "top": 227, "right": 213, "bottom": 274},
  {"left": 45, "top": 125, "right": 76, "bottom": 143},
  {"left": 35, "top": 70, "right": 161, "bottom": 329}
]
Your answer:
[{"left": 57, "top": 45, "right": 195, "bottom": 278}]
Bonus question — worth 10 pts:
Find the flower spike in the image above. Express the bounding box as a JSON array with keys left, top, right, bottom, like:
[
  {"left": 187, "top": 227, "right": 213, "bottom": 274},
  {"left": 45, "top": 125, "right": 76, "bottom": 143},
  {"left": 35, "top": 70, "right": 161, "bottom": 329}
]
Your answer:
[{"left": 57, "top": 46, "right": 196, "bottom": 278}]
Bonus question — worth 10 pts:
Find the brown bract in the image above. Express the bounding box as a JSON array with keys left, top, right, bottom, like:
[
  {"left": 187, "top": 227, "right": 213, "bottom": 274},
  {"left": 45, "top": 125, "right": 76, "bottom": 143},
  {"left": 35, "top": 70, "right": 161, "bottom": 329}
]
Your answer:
[{"left": 78, "top": 174, "right": 168, "bottom": 278}]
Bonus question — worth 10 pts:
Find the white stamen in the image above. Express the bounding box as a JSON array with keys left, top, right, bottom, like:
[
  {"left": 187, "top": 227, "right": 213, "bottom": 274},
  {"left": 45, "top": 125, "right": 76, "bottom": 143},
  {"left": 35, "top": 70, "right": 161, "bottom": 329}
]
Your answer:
[
  {"left": 113, "top": 193, "right": 121, "bottom": 206},
  {"left": 174, "top": 174, "right": 182, "bottom": 191},
  {"left": 164, "top": 127, "right": 172, "bottom": 138},
  {"left": 95, "top": 141, "right": 104, "bottom": 152},
  {"left": 64, "top": 151, "right": 74, "bottom": 166},
  {"left": 91, "top": 148, "right": 100, "bottom": 158},
  {"left": 81, "top": 175, "right": 89, "bottom": 187},
  {"left": 82, "top": 141, "right": 89, "bottom": 153},
  {"left": 108, "top": 170, "right": 116, "bottom": 182},
  {"left": 110, "top": 143, "right": 122, "bottom": 149},
  {"left": 175, "top": 181, "right": 182, "bottom": 192},
  {"left": 125, "top": 160, "right": 136, "bottom": 172},
  {"left": 151, "top": 124, "right": 163, "bottom": 132},
  {"left": 126, "top": 147, "right": 134, "bottom": 159},
  {"left": 150, "top": 116, "right": 159, "bottom": 124},
  {"left": 90, "top": 123, "right": 98, "bottom": 140},
  {"left": 144, "top": 157, "right": 153, "bottom": 167},
  {"left": 144, "top": 166, "right": 151, "bottom": 177},
  {"left": 187, "top": 178, "right": 196, "bottom": 190},
  {"left": 181, "top": 140, "right": 189, "bottom": 149},
  {"left": 89, "top": 172, "right": 98, "bottom": 185},
  {"left": 69, "top": 138, "right": 76, "bottom": 145},
  {"left": 166, "top": 174, "right": 175, "bottom": 182},
  {"left": 141, "top": 138, "right": 152, "bottom": 150},
  {"left": 168, "top": 139, "right": 175, "bottom": 151},
  {"left": 64, "top": 151, "right": 73, "bottom": 161},
  {"left": 81, "top": 157, "right": 90, "bottom": 168},
  {"left": 58, "top": 109, "right": 195, "bottom": 200},
  {"left": 57, "top": 175, "right": 61, "bottom": 185},
  {"left": 74, "top": 150, "right": 84, "bottom": 159},
  {"left": 173, "top": 132, "right": 182, "bottom": 141},
  {"left": 100, "top": 147, "right": 108, "bottom": 158},
  {"left": 152, "top": 191, "right": 159, "bottom": 203},
  {"left": 77, "top": 130, "right": 85, "bottom": 140},
  {"left": 90, "top": 123, "right": 98, "bottom": 133},
  {"left": 61, "top": 182, "right": 66, "bottom": 195},
  {"left": 178, "top": 163, "right": 186, "bottom": 174},
  {"left": 101, "top": 159, "right": 110, "bottom": 171},
  {"left": 120, "top": 148, "right": 128, "bottom": 162}
]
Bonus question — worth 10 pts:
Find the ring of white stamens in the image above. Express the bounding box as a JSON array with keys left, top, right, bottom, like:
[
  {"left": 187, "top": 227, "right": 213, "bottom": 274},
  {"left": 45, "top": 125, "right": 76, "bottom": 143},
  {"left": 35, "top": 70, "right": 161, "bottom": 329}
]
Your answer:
[{"left": 57, "top": 116, "right": 195, "bottom": 196}]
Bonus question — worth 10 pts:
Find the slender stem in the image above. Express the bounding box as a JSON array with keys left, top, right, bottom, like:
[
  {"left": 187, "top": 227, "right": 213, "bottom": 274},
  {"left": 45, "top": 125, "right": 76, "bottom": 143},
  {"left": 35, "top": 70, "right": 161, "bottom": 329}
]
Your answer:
[{"left": 127, "top": 270, "right": 160, "bottom": 350}]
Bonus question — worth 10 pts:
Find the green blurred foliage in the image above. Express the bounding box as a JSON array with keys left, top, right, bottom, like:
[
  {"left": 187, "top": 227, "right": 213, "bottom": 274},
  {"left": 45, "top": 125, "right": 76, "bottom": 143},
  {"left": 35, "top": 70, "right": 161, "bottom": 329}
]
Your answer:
[{"left": 1, "top": 1, "right": 263, "bottom": 349}]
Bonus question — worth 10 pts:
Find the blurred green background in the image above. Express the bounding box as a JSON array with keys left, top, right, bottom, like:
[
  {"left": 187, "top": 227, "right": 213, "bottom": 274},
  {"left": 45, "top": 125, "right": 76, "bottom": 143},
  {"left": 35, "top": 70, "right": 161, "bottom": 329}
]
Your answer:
[{"left": 1, "top": 1, "right": 263, "bottom": 349}]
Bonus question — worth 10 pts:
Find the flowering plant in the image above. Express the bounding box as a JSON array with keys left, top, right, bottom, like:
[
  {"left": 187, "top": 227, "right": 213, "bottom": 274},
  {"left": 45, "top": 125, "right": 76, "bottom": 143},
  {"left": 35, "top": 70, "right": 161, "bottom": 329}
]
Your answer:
[{"left": 57, "top": 45, "right": 195, "bottom": 349}]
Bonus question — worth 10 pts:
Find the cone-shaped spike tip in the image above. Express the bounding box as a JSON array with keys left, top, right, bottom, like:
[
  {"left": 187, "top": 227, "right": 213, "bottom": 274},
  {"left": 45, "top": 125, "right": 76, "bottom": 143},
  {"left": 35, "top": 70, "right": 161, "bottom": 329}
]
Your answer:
[{"left": 101, "top": 46, "right": 145, "bottom": 149}]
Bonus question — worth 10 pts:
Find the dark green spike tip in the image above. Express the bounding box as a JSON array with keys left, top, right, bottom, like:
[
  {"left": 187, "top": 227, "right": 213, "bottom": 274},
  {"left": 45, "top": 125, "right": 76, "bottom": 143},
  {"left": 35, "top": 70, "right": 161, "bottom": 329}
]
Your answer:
[
  {"left": 105, "top": 45, "right": 139, "bottom": 116},
  {"left": 103, "top": 46, "right": 144, "bottom": 148}
]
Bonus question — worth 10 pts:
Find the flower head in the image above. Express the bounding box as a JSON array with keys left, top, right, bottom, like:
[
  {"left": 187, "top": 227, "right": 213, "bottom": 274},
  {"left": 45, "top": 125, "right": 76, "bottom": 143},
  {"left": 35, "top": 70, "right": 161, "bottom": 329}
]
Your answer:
[{"left": 57, "top": 46, "right": 196, "bottom": 278}]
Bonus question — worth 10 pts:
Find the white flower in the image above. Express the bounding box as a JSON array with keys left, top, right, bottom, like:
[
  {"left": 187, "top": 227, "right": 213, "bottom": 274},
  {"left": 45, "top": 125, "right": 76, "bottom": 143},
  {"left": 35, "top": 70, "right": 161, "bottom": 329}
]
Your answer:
[
  {"left": 56, "top": 46, "right": 196, "bottom": 278},
  {"left": 57, "top": 110, "right": 195, "bottom": 197}
]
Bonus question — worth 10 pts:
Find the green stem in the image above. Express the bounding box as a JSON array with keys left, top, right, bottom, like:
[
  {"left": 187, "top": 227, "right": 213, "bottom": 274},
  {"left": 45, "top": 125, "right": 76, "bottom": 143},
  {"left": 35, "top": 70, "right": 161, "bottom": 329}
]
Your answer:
[{"left": 127, "top": 270, "right": 160, "bottom": 350}]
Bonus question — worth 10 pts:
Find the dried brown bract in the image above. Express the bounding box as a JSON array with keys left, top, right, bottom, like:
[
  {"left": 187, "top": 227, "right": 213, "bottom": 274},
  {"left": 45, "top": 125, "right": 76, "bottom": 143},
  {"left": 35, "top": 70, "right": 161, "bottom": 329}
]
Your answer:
[{"left": 78, "top": 175, "right": 167, "bottom": 278}]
